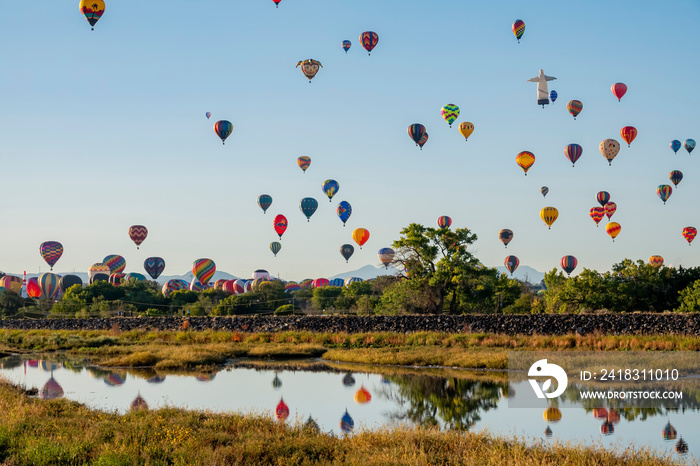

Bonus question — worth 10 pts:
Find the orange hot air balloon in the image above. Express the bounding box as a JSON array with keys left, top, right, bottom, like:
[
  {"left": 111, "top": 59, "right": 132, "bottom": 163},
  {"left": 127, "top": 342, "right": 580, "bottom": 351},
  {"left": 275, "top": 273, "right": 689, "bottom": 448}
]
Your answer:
[
  {"left": 649, "top": 255, "right": 664, "bottom": 267},
  {"left": 620, "top": 126, "right": 637, "bottom": 147},
  {"left": 352, "top": 228, "right": 370, "bottom": 249},
  {"left": 516, "top": 151, "right": 535, "bottom": 175},
  {"left": 589, "top": 207, "right": 605, "bottom": 227},
  {"left": 606, "top": 222, "right": 621, "bottom": 241},
  {"left": 604, "top": 201, "right": 617, "bottom": 220},
  {"left": 354, "top": 387, "right": 372, "bottom": 404}
]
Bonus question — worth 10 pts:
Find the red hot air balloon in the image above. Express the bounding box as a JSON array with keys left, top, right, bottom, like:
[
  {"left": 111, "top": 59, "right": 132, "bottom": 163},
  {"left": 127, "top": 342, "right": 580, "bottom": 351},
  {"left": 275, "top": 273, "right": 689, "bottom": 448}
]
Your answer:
[
  {"left": 604, "top": 201, "right": 617, "bottom": 220},
  {"left": 273, "top": 214, "right": 288, "bottom": 239},
  {"left": 354, "top": 387, "right": 372, "bottom": 404},
  {"left": 561, "top": 256, "right": 578, "bottom": 276},
  {"left": 504, "top": 255, "right": 519, "bottom": 276},
  {"left": 564, "top": 143, "right": 583, "bottom": 166},
  {"left": 275, "top": 398, "right": 290, "bottom": 421},
  {"left": 620, "top": 126, "right": 637, "bottom": 147},
  {"left": 683, "top": 227, "right": 697, "bottom": 245},
  {"left": 611, "top": 83, "right": 627, "bottom": 101},
  {"left": 128, "top": 225, "right": 148, "bottom": 249},
  {"left": 359, "top": 31, "right": 379, "bottom": 55},
  {"left": 589, "top": 207, "right": 605, "bottom": 227},
  {"left": 27, "top": 277, "right": 41, "bottom": 298}
]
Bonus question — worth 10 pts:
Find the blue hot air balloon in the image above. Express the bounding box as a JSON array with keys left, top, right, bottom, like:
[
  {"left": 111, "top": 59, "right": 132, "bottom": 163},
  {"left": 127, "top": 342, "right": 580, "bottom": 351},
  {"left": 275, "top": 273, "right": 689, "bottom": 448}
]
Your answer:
[
  {"left": 340, "top": 410, "right": 354, "bottom": 434},
  {"left": 684, "top": 139, "right": 696, "bottom": 154},
  {"left": 143, "top": 257, "right": 166, "bottom": 280},
  {"left": 299, "top": 197, "right": 318, "bottom": 222},
  {"left": 337, "top": 201, "right": 352, "bottom": 226},
  {"left": 670, "top": 140, "right": 682, "bottom": 154},
  {"left": 258, "top": 194, "right": 272, "bottom": 214},
  {"left": 322, "top": 180, "right": 339, "bottom": 202},
  {"left": 342, "top": 40, "right": 351, "bottom": 53},
  {"left": 550, "top": 90, "right": 557, "bottom": 103},
  {"left": 540, "top": 186, "right": 549, "bottom": 197}
]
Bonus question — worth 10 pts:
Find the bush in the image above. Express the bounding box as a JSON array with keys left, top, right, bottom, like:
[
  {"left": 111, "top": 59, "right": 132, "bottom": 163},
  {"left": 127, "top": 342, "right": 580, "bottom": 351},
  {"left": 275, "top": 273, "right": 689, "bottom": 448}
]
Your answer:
[{"left": 274, "top": 304, "right": 294, "bottom": 316}]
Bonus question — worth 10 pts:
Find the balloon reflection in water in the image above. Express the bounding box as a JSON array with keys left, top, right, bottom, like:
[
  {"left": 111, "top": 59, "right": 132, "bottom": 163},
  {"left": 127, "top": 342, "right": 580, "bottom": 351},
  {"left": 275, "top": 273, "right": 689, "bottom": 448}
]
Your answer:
[
  {"left": 354, "top": 387, "right": 372, "bottom": 404},
  {"left": 304, "top": 415, "right": 320, "bottom": 433},
  {"left": 592, "top": 408, "right": 608, "bottom": 420},
  {"left": 276, "top": 398, "right": 290, "bottom": 421},
  {"left": 40, "top": 376, "right": 64, "bottom": 400},
  {"left": 105, "top": 373, "right": 126, "bottom": 386},
  {"left": 662, "top": 421, "right": 677, "bottom": 440},
  {"left": 543, "top": 407, "right": 561, "bottom": 423},
  {"left": 342, "top": 373, "right": 356, "bottom": 387},
  {"left": 147, "top": 375, "right": 166, "bottom": 384},
  {"left": 340, "top": 410, "right": 354, "bottom": 433},
  {"left": 130, "top": 394, "right": 149, "bottom": 411},
  {"left": 600, "top": 419, "right": 614, "bottom": 435},
  {"left": 544, "top": 425, "right": 553, "bottom": 438},
  {"left": 272, "top": 373, "right": 282, "bottom": 390},
  {"left": 675, "top": 437, "right": 689, "bottom": 454},
  {"left": 196, "top": 373, "right": 216, "bottom": 382}
]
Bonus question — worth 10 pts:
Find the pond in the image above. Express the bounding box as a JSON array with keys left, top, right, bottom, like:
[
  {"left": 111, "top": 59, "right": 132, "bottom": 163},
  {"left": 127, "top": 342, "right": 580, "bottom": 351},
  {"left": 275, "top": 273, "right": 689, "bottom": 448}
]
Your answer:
[{"left": 0, "top": 355, "right": 697, "bottom": 463}]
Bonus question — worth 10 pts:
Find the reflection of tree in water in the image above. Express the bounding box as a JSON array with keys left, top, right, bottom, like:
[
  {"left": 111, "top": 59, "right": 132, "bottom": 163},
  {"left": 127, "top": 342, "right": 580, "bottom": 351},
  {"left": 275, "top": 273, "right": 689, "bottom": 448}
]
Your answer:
[{"left": 379, "top": 375, "right": 505, "bottom": 430}]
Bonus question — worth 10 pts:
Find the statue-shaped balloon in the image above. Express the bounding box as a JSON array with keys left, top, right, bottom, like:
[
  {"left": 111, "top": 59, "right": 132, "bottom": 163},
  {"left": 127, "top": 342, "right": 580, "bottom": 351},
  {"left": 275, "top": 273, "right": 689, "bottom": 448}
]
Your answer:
[
  {"left": 527, "top": 69, "right": 556, "bottom": 107},
  {"left": 296, "top": 59, "right": 323, "bottom": 82}
]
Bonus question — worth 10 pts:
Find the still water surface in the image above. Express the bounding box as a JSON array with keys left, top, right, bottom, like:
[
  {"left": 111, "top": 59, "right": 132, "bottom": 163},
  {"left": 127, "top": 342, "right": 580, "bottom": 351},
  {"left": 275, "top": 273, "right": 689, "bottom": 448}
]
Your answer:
[{"left": 0, "top": 356, "right": 697, "bottom": 463}]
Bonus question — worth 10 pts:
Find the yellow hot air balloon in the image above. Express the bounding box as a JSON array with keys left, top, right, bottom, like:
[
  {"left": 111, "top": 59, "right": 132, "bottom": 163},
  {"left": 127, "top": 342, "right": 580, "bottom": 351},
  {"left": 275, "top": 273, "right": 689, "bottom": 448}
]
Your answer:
[
  {"left": 516, "top": 151, "right": 535, "bottom": 175},
  {"left": 458, "top": 122, "right": 474, "bottom": 141},
  {"left": 540, "top": 207, "right": 558, "bottom": 229},
  {"left": 543, "top": 407, "right": 562, "bottom": 423},
  {"left": 606, "top": 222, "right": 621, "bottom": 241}
]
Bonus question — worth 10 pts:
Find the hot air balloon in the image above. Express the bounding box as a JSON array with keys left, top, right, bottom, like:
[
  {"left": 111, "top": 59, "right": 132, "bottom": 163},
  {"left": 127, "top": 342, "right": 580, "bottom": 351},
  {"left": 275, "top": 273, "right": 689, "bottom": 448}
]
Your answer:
[
  {"left": 296, "top": 59, "right": 323, "bottom": 82},
  {"left": 79, "top": 0, "right": 105, "bottom": 30},
  {"left": 359, "top": 31, "right": 379, "bottom": 55},
  {"left": 549, "top": 90, "right": 557, "bottom": 103},
  {"left": 88, "top": 263, "right": 110, "bottom": 281},
  {"left": 684, "top": 139, "right": 695, "bottom": 154},
  {"left": 143, "top": 257, "right": 165, "bottom": 280},
  {"left": 253, "top": 270, "right": 270, "bottom": 280},
  {"left": 233, "top": 279, "right": 246, "bottom": 294},
  {"left": 458, "top": 122, "right": 474, "bottom": 141},
  {"left": 606, "top": 222, "right": 621, "bottom": 241},
  {"left": 275, "top": 398, "right": 290, "bottom": 421},
  {"left": 103, "top": 255, "right": 126, "bottom": 274},
  {"left": 512, "top": 19, "right": 525, "bottom": 42},
  {"left": 600, "top": 420, "right": 615, "bottom": 435},
  {"left": 543, "top": 407, "right": 562, "bottom": 423},
  {"left": 675, "top": 437, "right": 689, "bottom": 454},
  {"left": 0, "top": 276, "right": 22, "bottom": 293},
  {"left": 504, "top": 255, "right": 519, "bottom": 276},
  {"left": 516, "top": 151, "right": 535, "bottom": 175},
  {"left": 417, "top": 132, "right": 428, "bottom": 149},
  {"left": 40, "top": 376, "right": 64, "bottom": 400},
  {"left": 337, "top": 201, "right": 352, "bottom": 226},
  {"left": 258, "top": 194, "right": 272, "bottom": 214},
  {"left": 284, "top": 282, "right": 300, "bottom": 293},
  {"left": 620, "top": 126, "right": 637, "bottom": 147},
  {"left": 540, "top": 207, "right": 558, "bottom": 229},
  {"left": 189, "top": 278, "right": 205, "bottom": 292},
  {"left": 440, "top": 104, "right": 460, "bottom": 127},
  {"left": 273, "top": 214, "right": 288, "bottom": 239},
  {"left": 657, "top": 185, "right": 672, "bottom": 204},
  {"left": 59, "top": 275, "right": 82, "bottom": 293},
  {"left": 564, "top": 143, "right": 583, "bottom": 166},
  {"left": 205, "top": 112, "right": 211, "bottom": 119},
  {"left": 352, "top": 228, "right": 370, "bottom": 249},
  {"left": 354, "top": 387, "right": 372, "bottom": 404},
  {"left": 611, "top": 83, "right": 627, "bottom": 101},
  {"left": 109, "top": 273, "right": 125, "bottom": 286},
  {"left": 192, "top": 259, "right": 216, "bottom": 286},
  {"left": 599, "top": 139, "right": 620, "bottom": 166},
  {"left": 649, "top": 255, "right": 664, "bottom": 267},
  {"left": 299, "top": 197, "right": 318, "bottom": 221},
  {"left": 561, "top": 256, "right": 577, "bottom": 276},
  {"left": 213, "top": 120, "right": 233, "bottom": 144},
  {"left": 408, "top": 124, "right": 426, "bottom": 146},
  {"left": 27, "top": 277, "right": 42, "bottom": 298},
  {"left": 340, "top": 410, "right": 354, "bottom": 433},
  {"left": 669, "top": 170, "right": 683, "bottom": 187},
  {"left": 662, "top": 422, "right": 678, "bottom": 441},
  {"left": 670, "top": 140, "right": 682, "bottom": 154},
  {"left": 498, "top": 229, "right": 513, "bottom": 248},
  {"left": 329, "top": 278, "right": 344, "bottom": 287},
  {"left": 297, "top": 156, "right": 311, "bottom": 173},
  {"left": 567, "top": 100, "right": 583, "bottom": 119},
  {"left": 125, "top": 273, "right": 146, "bottom": 284},
  {"left": 597, "top": 191, "right": 611, "bottom": 207},
  {"left": 162, "top": 279, "right": 188, "bottom": 297},
  {"left": 340, "top": 244, "right": 354, "bottom": 263},
  {"left": 544, "top": 426, "right": 553, "bottom": 438},
  {"left": 312, "top": 278, "right": 329, "bottom": 288},
  {"left": 270, "top": 241, "right": 281, "bottom": 257},
  {"left": 272, "top": 0, "right": 281, "bottom": 7},
  {"left": 128, "top": 225, "right": 148, "bottom": 249},
  {"left": 40, "top": 242, "right": 63, "bottom": 270},
  {"left": 378, "top": 248, "right": 395, "bottom": 269},
  {"left": 322, "top": 180, "right": 339, "bottom": 202},
  {"left": 682, "top": 226, "right": 697, "bottom": 245},
  {"left": 38, "top": 273, "right": 60, "bottom": 300},
  {"left": 604, "top": 201, "right": 617, "bottom": 220},
  {"left": 540, "top": 186, "right": 549, "bottom": 197},
  {"left": 589, "top": 207, "right": 605, "bottom": 227},
  {"left": 342, "top": 40, "right": 351, "bottom": 53},
  {"left": 437, "top": 216, "right": 452, "bottom": 229}
]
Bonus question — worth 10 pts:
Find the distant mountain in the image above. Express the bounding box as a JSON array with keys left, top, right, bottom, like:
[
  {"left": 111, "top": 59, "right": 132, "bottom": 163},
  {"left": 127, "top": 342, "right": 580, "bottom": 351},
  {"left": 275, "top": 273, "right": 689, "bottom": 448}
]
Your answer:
[
  {"left": 15, "top": 270, "right": 240, "bottom": 286},
  {"left": 495, "top": 265, "right": 545, "bottom": 284},
  {"left": 329, "top": 264, "right": 400, "bottom": 281}
]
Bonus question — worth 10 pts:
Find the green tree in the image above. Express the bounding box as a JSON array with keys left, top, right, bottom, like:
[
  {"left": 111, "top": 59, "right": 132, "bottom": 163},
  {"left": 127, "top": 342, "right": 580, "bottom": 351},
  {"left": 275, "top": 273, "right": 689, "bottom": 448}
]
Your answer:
[
  {"left": 311, "top": 286, "right": 343, "bottom": 312},
  {"left": 678, "top": 279, "right": 700, "bottom": 312},
  {"left": 0, "top": 290, "right": 24, "bottom": 317}
]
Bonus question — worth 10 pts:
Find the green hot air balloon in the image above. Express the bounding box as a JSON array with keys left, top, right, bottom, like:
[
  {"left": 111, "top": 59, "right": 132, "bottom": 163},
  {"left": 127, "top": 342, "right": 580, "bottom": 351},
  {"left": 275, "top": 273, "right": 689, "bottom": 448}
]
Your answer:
[
  {"left": 299, "top": 197, "right": 318, "bottom": 222},
  {"left": 270, "top": 242, "right": 282, "bottom": 257}
]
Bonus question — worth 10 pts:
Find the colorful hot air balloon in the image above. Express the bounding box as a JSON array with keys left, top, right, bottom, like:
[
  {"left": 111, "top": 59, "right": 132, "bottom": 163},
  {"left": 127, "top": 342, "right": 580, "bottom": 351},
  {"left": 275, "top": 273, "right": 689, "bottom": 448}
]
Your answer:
[
  {"left": 437, "top": 216, "right": 452, "bottom": 229},
  {"left": 377, "top": 248, "right": 395, "bottom": 269},
  {"left": 512, "top": 19, "right": 525, "bottom": 42},
  {"left": 312, "top": 278, "right": 330, "bottom": 288},
  {"left": 329, "top": 278, "right": 344, "bottom": 287},
  {"left": 40, "top": 241, "right": 63, "bottom": 270},
  {"left": 662, "top": 421, "right": 678, "bottom": 441},
  {"left": 599, "top": 139, "right": 620, "bottom": 166},
  {"left": 275, "top": 398, "right": 289, "bottom": 421},
  {"left": 516, "top": 151, "right": 535, "bottom": 175},
  {"left": 27, "top": 277, "right": 41, "bottom": 299},
  {"left": 649, "top": 255, "right": 664, "bottom": 267},
  {"left": 600, "top": 420, "right": 614, "bottom": 436},
  {"left": 359, "top": 31, "right": 379, "bottom": 55},
  {"left": 128, "top": 225, "right": 148, "bottom": 249},
  {"left": 589, "top": 207, "right": 605, "bottom": 227},
  {"left": 108, "top": 272, "right": 125, "bottom": 286},
  {"left": 352, "top": 228, "right": 370, "bottom": 249},
  {"left": 258, "top": 194, "right": 272, "bottom": 214},
  {"left": 549, "top": 90, "right": 557, "bottom": 103},
  {"left": 611, "top": 83, "right": 627, "bottom": 101},
  {"left": 213, "top": 120, "right": 233, "bottom": 144},
  {"left": 684, "top": 139, "right": 695, "bottom": 154},
  {"left": 597, "top": 191, "right": 611, "bottom": 207},
  {"left": 272, "top": 0, "right": 281, "bottom": 7},
  {"left": 322, "top": 180, "right": 339, "bottom": 202},
  {"left": 620, "top": 126, "right": 637, "bottom": 147},
  {"left": 88, "top": 263, "right": 110, "bottom": 281},
  {"left": 205, "top": 112, "right": 211, "bottom": 119},
  {"left": 274, "top": 214, "right": 288, "bottom": 239},
  {"left": 103, "top": 255, "right": 126, "bottom": 274},
  {"left": 0, "top": 276, "right": 22, "bottom": 293},
  {"left": 143, "top": 257, "right": 165, "bottom": 280},
  {"left": 683, "top": 227, "right": 698, "bottom": 246},
  {"left": 564, "top": 143, "right": 583, "bottom": 166},
  {"left": 299, "top": 197, "right": 318, "bottom": 221},
  {"left": 567, "top": 100, "right": 583, "bottom": 119},
  {"left": 498, "top": 229, "right": 513, "bottom": 248},
  {"left": 337, "top": 201, "right": 352, "bottom": 226},
  {"left": 561, "top": 256, "right": 578, "bottom": 276},
  {"left": 354, "top": 387, "right": 372, "bottom": 404},
  {"left": 417, "top": 132, "right": 428, "bottom": 149},
  {"left": 344, "top": 277, "right": 363, "bottom": 287},
  {"left": 340, "top": 244, "right": 355, "bottom": 263},
  {"left": 606, "top": 222, "right": 621, "bottom": 241},
  {"left": 408, "top": 124, "right": 426, "bottom": 146},
  {"left": 440, "top": 104, "right": 460, "bottom": 127},
  {"left": 657, "top": 185, "right": 672, "bottom": 204},
  {"left": 458, "top": 122, "right": 474, "bottom": 141},
  {"left": 284, "top": 282, "right": 300, "bottom": 293},
  {"left": 162, "top": 279, "right": 188, "bottom": 297},
  {"left": 504, "top": 255, "right": 519, "bottom": 276},
  {"left": 125, "top": 273, "right": 146, "bottom": 283},
  {"left": 296, "top": 59, "right": 323, "bottom": 82},
  {"left": 540, "top": 186, "right": 549, "bottom": 197},
  {"left": 192, "top": 258, "right": 216, "bottom": 286},
  {"left": 540, "top": 207, "right": 558, "bottom": 229},
  {"left": 38, "top": 273, "right": 60, "bottom": 300},
  {"left": 342, "top": 40, "right": 351, "bottom": 53},
  {"left": 79, "top": 0, "right": 105, "bottom": 30},
  {"left": 297, "top": 156, "right": 311, "bottom": 173},
  {"left": 604, "top": 201, "right": 617, "bottom": 220},
  {"left": 670, "top": 140, "right": 682, "bottom": 154},
  {"left": 669, "top": 170, "right": 683, "bottom": 187}
]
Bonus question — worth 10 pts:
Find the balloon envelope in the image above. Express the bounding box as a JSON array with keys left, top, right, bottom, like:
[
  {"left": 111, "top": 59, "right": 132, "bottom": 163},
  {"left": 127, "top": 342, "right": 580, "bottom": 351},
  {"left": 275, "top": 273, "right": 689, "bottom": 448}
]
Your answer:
[
  {"left": 192, "top": 259, "right": 216, "bottom": 285},
  {"left": 258, "top": 194, "right": 272, "bottom": 214},
  {"left": 504, "top": 255, "right": 519, "bottom": 275},
  {"left": 620, "top": 126, "right": 637, "bottom": 147},
  {"left": 296, "top": 59, "right": 323, "bottom": 81},
  {"left": 79, "top": 0, "right": 105, "bottom": 29},
  {"left": 549, "top": 90, "right": 557, "bottom": 102},
  {"left": 352, "top": 228, "right": 370, "bottom": 249},
  {"left": 273, "top": 214, "right": 288, "bottom": 239},
  {"left": 564, "top": 144, "right": 583, "bottom": 166},
  {"left": 512, "top": 19, "right": 525, "bottom": 42},
  {"left": 270, "top": 241, "right": 282, "bottom": 257},
  {"left": 669, "top": 170, "right": 683, "bottom": 187},
  {"left": 297, "top": 156, "right": 311, "bottom": 172},
  {"left": 516, "top": 151, "right": 535, "bottom": 174},
  {"left": 649, "top": 255, "right": 664, "bottom": 267},
  {"left": 596, "top": 191, "right": 610, "bottom": 207},
  {"left": 611, "top": 83, "right": 627, "bottom": 101},
  {"left": 337, "top": 201, "right": 352, "bottom": 226},
  {"left": 322, "top": 180, "right": 339, "bottom": 202},
  {"left": 440, "top": 104, "right": 460, "bottom": 127},
  {"left": 143, "top": 257, "right": 165, "bottom": 280},
  {"left": 599, "top": 139, "right": 620, "bottom": 165},
  {"left": 40, "top": 241, "right": 64, "bottom": 270},
  {"left": 561, "top": 256, "right": 578, "bottom": 276},
  {"left": 540, "top": 207, "right": 559, "bottom": 229},
  {"left": 299, "top": 197, "right": 319, "bottom": 220},
  {"left": 606, "top": 222, "right": 621, "bottom": 241},
  {"left": 437, "top": 216, "right": 452, "bottom": 229},
  {"left": 59, "top": 275, "right": 83, "bottom": 293},
  {"left": 458, "top": 122, "right": 474, "bottom": 141},
  {"left": 377, "top": 248, "right": 395, "bottom": 268},
  {"left": 340, "top": 244, "right": 355, "bottom": 263},
  {"left": 342, "top": 40, "right": 351, "bottom": 53},
  {"left": 684, "top": 139, "right": 695, "bottom": 154},
  {"left": 657, "top": 185, "right": 672, "bottom": 204},
  {"left": 670, "top": 140, "right": 681, "bottom": 153},
  {"left": 359, "top": 31, "right": 379, "bottom": 54},
  {"left": 540, "top": 186, "right": 549, "bottom": 197},
  {"left": 214, "top": 120, "right": 233, "bottom": 144},
  {"left": 407, "top": 124, "right": 426, "bottom": 145},
  {"left": 128, "top": 225, "right": 148, "bottom": 248},
  {"left": 498, "top": 229, "right": 513, "bottom": 247},
  {"left": 589, "top": 207, "right": 605, "bottom": 226},
  {"left": 39, "top": 273, "right": 60, "bottom": 300},
  {"left": 567, "top": 100, "right": 583, "bottom": 119},
  {"left": 103, "top": 255, "right": 126, "bottom": 274},
  {"left": 604, "top": 201, "right": 617, "bottom": 220},
  {"left": 27, "top": 277, "right": 41, "bottom": 298}
]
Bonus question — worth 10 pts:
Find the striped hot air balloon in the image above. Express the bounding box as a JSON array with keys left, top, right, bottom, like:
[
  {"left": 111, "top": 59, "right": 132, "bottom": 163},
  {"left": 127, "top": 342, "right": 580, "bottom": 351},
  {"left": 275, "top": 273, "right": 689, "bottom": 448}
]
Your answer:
[
  {"left": 297, "top": 156, "right": 311, "bottom": 173},
  {"left": 377, "top": 248, "right": 395, "bottom": 269},
  {"left": 344, "top": 277, "right": 363, "bottom": 287},
  {"left": 284, "top": 282, "right": 301, "bottom": 293},
  {"left": 564, "top": 143, "right": 583, "bottom": 166},
  {"left": 606, "top": 222, "right": 621, "bottom": 241},
  {"left": 312, "top": 278, "right": 329, "bottom": 288},
  {"left": 128, "top": 225, "right": 148, "bottom": 249},
  {"left": 38, "top": 273, "right": 60, "bottom": 300},
  {"left": 437, "top": 216, "right": 452, "bottom": 229},
  {"left": 359, "top": 31, "right": 379, "bottom": 55},
  {"left": 589, "top": 207, "right": 605, "bottom": 227},
  {"left": 648, "top": 255, "right": 664, "bottom": 267},
  {"left": 407, "top": 124, "right": 426, "bottom": 146},
  {"left": 567, "top": 100, "right": 583, "bottom": 119},
  {"left": 214, "top": 120, "right": 233, "bottom": 144},
  {"left": 596, "top": 191, "right": 610, "bottom": 207},
  {"left": 561, "top": 256, "right": 578, "bottom": 276},
  {"left": 109, "top": 273, "right": 126, "bottom": 286},
  {"left": 669, "top": 170, "right": 683, "bottom": 187},
  {"left": 604, "top": 201, "right": 617, "bottom": 220},
  {"left": 192, "top": 259, "right": 216, "bottom": 285},
  {"left": 512, "top": 19, "right": 525, "bottom": 42},
  {"left": 504, "top": 255, "right": 519, "bottom": 276},
  {"left": 40, "top": 241, "right": 63, "bottom": 270},
  {"left": 657, "top": 185, "right": 672, "bottom": 204},
  {"left": 270, "top": 241, "right": 282, "bottom": 257}
]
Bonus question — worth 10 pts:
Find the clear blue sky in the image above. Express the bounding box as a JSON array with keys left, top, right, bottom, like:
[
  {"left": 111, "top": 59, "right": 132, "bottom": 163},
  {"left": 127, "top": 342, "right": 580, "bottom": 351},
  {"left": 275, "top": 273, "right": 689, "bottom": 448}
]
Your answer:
[{"left": 1, "top": 0, "right": 699, "bottom": 281}]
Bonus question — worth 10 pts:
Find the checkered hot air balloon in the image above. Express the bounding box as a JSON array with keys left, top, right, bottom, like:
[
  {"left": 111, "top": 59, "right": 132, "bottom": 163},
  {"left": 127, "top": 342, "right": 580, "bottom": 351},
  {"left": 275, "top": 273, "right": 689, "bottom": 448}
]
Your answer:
[
  {"left": 103, "top": 255, "right": 126, "bottom": 274},
  {"left": 40, "top": 241, "right": 63, "bottom": 270},
  {"left": 440, "top": 104, "right": 460, "bottom": 127}
]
